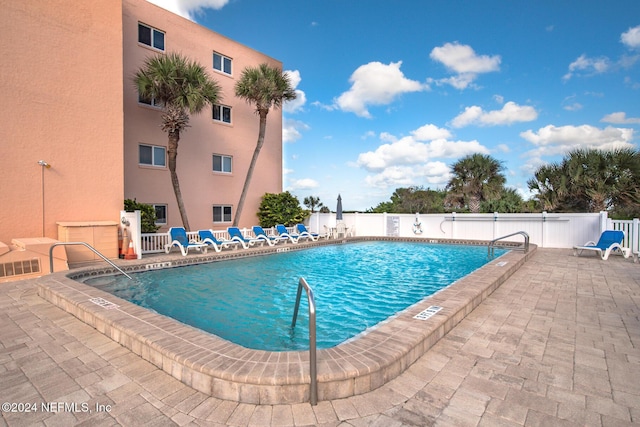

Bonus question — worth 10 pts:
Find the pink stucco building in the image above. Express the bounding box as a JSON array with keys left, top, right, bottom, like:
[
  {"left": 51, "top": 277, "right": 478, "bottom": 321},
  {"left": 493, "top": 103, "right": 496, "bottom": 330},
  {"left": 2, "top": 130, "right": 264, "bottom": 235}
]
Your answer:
[
  {"left": 0, "top": 0, "right": 284, "bottom": 280},
  {"left": 122, "top": 0, "right": 283, "bottom": 232}
]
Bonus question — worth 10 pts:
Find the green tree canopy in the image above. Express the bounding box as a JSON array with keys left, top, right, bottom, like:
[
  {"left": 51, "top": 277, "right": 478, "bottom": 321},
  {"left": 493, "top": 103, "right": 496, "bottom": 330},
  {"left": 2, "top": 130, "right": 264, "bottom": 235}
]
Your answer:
[
  {"left": 368, "top": 187, "right": 446, "bottom": 213},
  {"left": 445, "top": 154, "right": 506, "bottom": 213},
  {"left": 303, "top": 196, "right": 324, "bottom": 213},
  {"left": 528, "top": 148, "right": 640, "bottom": 217},
  {"left": 257, "top": 192, "right": 309, "bottom": 227}
]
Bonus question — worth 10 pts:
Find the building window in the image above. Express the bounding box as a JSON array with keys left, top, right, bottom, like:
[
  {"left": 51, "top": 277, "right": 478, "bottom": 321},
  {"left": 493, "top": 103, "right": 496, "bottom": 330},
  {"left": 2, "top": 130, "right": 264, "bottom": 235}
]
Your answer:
[
  {"left": 138, "top": 92, "right": 161, "bottom": 108},
  {"left": 213, "top": 104, "right": 231, "bottom": 123},
  {"left": 213, "top": 154, "right": 232, "bottom": 173},
  {"left": 139, "top": 144, "right": 166, "bottom": 167},
  {"left": 213, "top": 205, "right": 232, "bottom": 223},
  {"left": 138, "top": 23, "right": 165, "bottom": 51},
  {"left": 213, "top": 52, "right": 232, "bottom": 75},
  {"left": 153, "top": 204, "right": 167, "bottom": 225}
]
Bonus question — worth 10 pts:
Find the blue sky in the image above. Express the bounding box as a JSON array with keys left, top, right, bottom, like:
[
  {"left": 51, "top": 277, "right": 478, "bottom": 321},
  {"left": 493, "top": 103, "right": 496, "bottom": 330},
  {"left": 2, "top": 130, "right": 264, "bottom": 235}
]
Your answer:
[{"left": 149, "top": 0, "right": 640, "bottom": 211}]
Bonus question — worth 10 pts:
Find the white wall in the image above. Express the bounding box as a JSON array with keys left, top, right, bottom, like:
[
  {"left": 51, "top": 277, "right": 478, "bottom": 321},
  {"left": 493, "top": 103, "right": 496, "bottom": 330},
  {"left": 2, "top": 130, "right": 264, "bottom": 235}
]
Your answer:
[{"left": 307, "top": 212, "right": 606, "bottom": 249}]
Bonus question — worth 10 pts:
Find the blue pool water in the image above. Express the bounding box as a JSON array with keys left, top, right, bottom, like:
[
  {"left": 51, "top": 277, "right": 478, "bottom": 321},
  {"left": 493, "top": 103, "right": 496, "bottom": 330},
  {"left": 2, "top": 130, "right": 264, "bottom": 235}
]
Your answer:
[{"left": 85, "top": 241, "right": 505, "bottom": 351}]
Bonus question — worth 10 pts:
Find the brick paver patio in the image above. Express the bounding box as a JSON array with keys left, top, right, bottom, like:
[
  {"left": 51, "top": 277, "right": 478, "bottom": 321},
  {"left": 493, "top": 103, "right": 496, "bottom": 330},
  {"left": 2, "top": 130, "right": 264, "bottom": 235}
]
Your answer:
[{"left": 1, "top": 248, "right": 638, "bottom": 426}]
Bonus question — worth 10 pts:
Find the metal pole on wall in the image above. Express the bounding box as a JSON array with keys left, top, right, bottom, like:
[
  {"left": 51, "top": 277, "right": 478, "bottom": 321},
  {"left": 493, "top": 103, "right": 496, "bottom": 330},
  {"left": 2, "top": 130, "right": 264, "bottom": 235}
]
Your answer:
[{"left": 38, "top": 160, "right": 51, "bottom": 236}]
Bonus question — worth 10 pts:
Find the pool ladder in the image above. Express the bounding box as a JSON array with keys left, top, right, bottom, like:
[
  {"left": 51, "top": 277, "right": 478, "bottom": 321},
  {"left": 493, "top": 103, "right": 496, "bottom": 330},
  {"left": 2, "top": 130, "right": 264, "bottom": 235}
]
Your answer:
[
  {"left": 49, "top": 241, "right": 133, "bottom": 280},
  {"left": 291, "top": 277, "right": 318, "bottom": 405},
  {"left": 488, "top": 231, "right": 530, "bottom": 257}
]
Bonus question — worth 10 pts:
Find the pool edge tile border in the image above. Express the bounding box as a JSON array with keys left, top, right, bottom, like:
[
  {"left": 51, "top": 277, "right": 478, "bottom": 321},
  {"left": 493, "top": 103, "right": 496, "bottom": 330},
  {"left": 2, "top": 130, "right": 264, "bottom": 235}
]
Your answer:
[{"left": 36, "top": 238, "right": 535, "bottom": 404}]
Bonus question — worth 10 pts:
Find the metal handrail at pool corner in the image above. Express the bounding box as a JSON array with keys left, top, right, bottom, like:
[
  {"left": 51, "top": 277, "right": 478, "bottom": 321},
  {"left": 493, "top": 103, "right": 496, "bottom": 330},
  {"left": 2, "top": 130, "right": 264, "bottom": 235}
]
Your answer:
[
  {"left": 488, "top": 231, "right": 530, "bottom": 257},
  {"left": 291, "top": 277, "right": 318, "bottom": 405},
  {"left": 49, "top": 241, "right": 133, "bottom": 280}
]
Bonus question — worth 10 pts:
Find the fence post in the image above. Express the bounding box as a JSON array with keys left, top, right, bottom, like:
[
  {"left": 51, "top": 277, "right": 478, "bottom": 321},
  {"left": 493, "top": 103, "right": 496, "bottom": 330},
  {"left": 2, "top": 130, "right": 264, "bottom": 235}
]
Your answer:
[
  {"left": 599, "top": 211, "right": 609, "bottom": 232},
  {"left": 633, "top": 218, "right": 639, "bottom": 256}
]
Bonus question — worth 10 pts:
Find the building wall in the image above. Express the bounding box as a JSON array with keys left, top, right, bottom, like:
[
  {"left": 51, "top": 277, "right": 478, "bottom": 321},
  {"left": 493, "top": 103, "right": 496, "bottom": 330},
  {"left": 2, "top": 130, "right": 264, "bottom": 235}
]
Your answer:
[
  {"left": 0, "top": 0, "right": 124, "bottom": 244},
  {"left": 122, "top": 0, "right": 283, "bottom": 231}
]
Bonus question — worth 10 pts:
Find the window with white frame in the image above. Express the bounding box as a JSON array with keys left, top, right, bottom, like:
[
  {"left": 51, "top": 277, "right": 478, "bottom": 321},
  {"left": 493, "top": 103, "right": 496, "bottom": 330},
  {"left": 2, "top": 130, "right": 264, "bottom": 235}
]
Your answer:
[
  {"left": 213, "top": 205, "right": 232, "bottom": 223},
  {"left": 213, "top": 154, "right": 232, "bottom": 173},
  {"left": 153, "top": 204, "right": 167, "bottom": 225},
  {"left": 139, "top": 144, "right": 166, "bottom": 167},
  {"left": 213, "top": 52, "right": 232, "bottom": 75},
  {"left": 138, "top": 22, "right": 165, "bottom": 51},
  {"left": 212, "top": 104, "right": 231, "bottom": 123}
]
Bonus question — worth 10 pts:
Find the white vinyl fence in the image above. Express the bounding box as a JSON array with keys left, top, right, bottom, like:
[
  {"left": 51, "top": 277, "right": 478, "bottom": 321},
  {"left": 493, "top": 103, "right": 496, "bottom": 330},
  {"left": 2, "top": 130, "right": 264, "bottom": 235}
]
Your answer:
[
  {"left": 308, "top": 211, "right": 639, "bottom": 254},
  {"left": 138, "top": 213, "right": 639, "bottom": 258}
]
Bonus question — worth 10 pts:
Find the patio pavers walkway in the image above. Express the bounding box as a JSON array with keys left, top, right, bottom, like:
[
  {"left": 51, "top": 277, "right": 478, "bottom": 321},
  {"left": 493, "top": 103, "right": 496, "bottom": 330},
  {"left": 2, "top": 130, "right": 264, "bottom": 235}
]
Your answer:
[{"left": 1, "top": 249, "right": 639, "bottom": 426}]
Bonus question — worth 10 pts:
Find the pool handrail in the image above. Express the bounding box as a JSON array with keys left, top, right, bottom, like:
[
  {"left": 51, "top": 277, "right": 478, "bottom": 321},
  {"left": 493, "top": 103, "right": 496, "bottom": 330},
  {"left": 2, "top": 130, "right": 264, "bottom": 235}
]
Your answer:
[
  {"left": 291, "top": 277, "right": 317, "bottom": 405},
  {"left": 49, "top": 241, "right": 133, "bottom": 280},
  {"left": 488, "top": 231, "right": 530, "bottom": 257}
]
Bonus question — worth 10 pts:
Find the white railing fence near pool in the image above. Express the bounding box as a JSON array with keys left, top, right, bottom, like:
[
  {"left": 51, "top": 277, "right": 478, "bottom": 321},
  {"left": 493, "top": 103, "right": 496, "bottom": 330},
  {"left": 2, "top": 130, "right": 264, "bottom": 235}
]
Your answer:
[
  {"left": 139, "top": 213, "right": 639, "bottom": 258},
  {"left": 140, "top": 226, "right": 294, "bottom": 254}
]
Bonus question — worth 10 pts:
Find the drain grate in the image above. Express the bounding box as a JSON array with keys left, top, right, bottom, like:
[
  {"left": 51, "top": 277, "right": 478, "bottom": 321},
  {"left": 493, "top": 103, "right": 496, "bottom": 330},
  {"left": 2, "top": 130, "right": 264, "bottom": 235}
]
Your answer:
[{"left": 414, "top": 305, "right": 442, "bottom": 320}]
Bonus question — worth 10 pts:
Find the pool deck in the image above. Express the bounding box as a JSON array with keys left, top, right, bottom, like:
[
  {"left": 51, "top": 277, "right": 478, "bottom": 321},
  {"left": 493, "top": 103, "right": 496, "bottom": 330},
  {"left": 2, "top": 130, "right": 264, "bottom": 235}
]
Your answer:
[{"left": 1, "top": 247, "right": 639, "bottom": 426}]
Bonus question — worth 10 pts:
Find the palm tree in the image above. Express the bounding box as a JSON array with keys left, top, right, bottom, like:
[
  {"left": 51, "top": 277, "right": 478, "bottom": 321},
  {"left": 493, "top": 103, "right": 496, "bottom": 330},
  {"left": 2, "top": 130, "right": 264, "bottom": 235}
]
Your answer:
[
  {"left": 303, "top": 196, "right": 324, "bottom": 213},
  {"left": 232, "top": 63, "right": 297, "bottom": 226},
  {"left": 528, "top": 148, "right": 640, "bottom": 215},
  {"left": 527, "top": 163, "right": 569, "bottom": 211},
  {"left": 134, "top": 52, "right": 221, "bottom": 230},
  {"left": 445, "top": 154, "right": 506, "bottom": 213}
]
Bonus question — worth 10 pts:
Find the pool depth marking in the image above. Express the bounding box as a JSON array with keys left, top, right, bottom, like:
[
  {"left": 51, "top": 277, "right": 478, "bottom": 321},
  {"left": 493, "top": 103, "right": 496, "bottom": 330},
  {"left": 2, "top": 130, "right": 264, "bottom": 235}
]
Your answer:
[
  {"left": 146, "top": 262, "right": 173, "bottom": 270},
  {"left": 413, "top": 305, "right": 442, "bottom": 320},
  {"left": 89, "top": 297, "right": 119, "bottom": 310}
]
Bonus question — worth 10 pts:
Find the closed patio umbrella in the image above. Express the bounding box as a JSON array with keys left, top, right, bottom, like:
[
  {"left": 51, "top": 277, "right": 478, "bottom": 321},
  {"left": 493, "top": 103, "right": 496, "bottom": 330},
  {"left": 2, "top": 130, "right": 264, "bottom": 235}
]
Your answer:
[{"left": 336, "top": 194, "right": 343, "bottom": 221}]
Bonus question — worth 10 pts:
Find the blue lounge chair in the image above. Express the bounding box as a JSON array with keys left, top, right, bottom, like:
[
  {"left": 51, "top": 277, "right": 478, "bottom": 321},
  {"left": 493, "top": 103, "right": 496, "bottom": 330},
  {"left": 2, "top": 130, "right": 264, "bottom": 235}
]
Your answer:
[
  {"left": 573, "top": 230, "right": 631, "bottom": 260},
  {"left": 197, "top": 229, "right": 236, "bottom": 252},
  {"left": 295, "top": 224, "right": 319, "bottom": 241},
  {"left": 252, "top": 226, "right": 282, "bottom": 246},
  {"left": 275, "top": 224, "right": 300, "bottom": 243},
  {"left": 165, "top": 227, "right": 208, "bottom": 256},
  {"left": 227, "top": 227, "right": 258, "bottom": 249}
]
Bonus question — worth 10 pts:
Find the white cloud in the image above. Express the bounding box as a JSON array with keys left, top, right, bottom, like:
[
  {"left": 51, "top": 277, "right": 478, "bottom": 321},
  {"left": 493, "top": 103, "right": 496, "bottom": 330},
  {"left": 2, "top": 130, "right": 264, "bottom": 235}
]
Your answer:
[
  {"left": 621, "top": 25, "right": 640, "bottom": 50},
  {"left": 411, "top": 124, "right": 453, "bottom": 141},
  {"left": 563, "top": 54, "right": 611, "bottom": 80},
  {"left": 429, "top": 42, "right": 501, "bottom": 89},
  {"left": 287, "top": 178, "right": 319, "bottom": 191},
  {"left": 521, "top": 124, "right": 635, "bottom": 158},
  {"left": 601, "top": 112, "right": 640, "bottom": 124},
  {"left": 563, "top": 103, "right": 583, "bottom": 111},
  {"left": 283, "top": 70, "right": 306, "bottom": 113},
  {"left": 356, "top": 124, "right": 489, "bottom": 175},
  {"left": 451, "top": 102, "right": 538, "bottom": 128},
  {"left": 146, "top": 0, "right": 229, "bottom": 20},
  {"left": 283, "top": 118, "right": 310, "bottom": 143},
  {"left": 334, "top": 61, "right": 426, "bottom": 118},
  {"left": 364, "top": 162, "right": 451, "bottom": 189}
]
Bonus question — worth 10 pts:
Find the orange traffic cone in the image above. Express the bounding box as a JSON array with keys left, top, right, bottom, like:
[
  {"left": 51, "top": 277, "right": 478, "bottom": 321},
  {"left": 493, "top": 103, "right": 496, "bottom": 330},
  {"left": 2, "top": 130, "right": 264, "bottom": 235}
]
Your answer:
[{"left": 124, "top": 241, "right": 137, "bottom": 260}]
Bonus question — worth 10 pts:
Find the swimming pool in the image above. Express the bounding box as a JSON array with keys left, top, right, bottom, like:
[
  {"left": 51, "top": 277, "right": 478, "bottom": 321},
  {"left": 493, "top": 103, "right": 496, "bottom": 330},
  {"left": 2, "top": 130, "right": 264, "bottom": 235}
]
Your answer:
[
  {"left": 84, "top": 241, "right": 506, "bottom": 351},
  {"left": 37, "top": 237, "right": 533, "bottom": 404}
]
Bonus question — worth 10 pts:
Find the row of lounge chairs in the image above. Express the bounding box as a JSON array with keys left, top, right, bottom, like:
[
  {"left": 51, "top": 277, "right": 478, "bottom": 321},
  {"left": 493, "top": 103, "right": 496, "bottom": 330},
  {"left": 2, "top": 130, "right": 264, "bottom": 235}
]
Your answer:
[{"left": 165, "top": 224, "right": 322, "bottom": 256}]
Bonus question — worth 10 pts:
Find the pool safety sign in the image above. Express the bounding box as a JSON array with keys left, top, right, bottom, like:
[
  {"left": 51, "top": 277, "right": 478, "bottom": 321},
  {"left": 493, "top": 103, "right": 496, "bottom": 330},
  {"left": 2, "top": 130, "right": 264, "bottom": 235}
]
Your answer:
[{"left": 414, "top": 305, "right": 442, "bottom": 320}]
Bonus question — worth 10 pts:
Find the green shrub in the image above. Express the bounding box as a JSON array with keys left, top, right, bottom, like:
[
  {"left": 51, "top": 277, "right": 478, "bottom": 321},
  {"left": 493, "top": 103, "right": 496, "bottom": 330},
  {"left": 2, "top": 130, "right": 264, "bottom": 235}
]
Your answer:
[
  {"left": 257, "top": 192, "right": 309, "bottom": 228},
  {"left": 124, "top": 199, "right": 160, "bottom": 233}
]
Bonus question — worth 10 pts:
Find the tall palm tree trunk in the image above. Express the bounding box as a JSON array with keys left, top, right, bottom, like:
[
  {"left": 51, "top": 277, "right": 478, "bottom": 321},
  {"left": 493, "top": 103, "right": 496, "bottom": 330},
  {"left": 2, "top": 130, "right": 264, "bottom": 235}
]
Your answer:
[
  {"left": 167, "top": 129, "right": 190, "bottom": 231},
  {"left": 468, "top": 195, "right": 481, "bottom": 213},
  {"left": 233, "top": 111, "right": 268, "bottom": 226}
]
